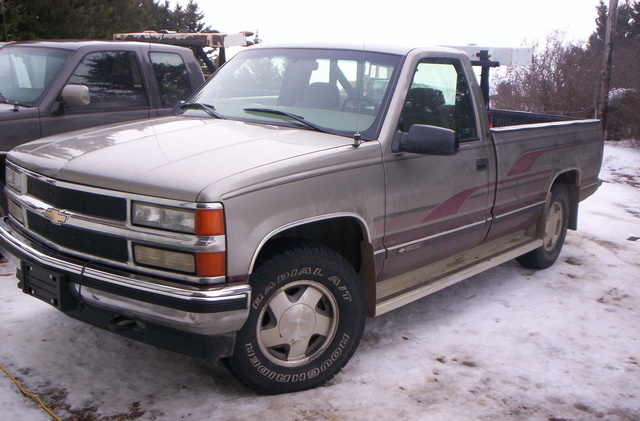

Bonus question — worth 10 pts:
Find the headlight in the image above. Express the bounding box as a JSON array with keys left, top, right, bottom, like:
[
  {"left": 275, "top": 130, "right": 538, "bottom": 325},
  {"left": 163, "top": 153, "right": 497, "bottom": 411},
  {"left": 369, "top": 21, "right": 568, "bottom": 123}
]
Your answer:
[
  {"left": 132, "top": 202, "right": 195, "bottom": 233},
  {"left": 132, "top": 202, "right": 225, "bottom": 236},
  {"left": 6, "top": 166, "right": 22, "bottom": 193}
]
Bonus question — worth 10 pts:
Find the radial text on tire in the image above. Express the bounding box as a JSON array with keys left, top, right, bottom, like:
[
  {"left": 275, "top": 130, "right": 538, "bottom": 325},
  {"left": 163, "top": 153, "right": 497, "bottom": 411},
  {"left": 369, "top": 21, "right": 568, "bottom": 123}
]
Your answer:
[{"left": 223, "top": 239, "right": 366, "bottom": 394}]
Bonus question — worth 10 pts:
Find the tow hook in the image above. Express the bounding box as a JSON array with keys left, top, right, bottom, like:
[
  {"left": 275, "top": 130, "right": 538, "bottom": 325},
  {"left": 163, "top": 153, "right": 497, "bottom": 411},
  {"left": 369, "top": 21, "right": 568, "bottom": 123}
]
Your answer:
[{"left": 109, "top": 316, "right": 144, "bottom": 332}]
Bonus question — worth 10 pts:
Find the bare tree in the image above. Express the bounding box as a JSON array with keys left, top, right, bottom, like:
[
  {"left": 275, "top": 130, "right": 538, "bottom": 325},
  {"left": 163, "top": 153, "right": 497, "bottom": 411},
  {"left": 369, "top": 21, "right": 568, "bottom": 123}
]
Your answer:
[
  {"left": 492, "top": 1, "right": 640, "bottom": 141},
  {"left": 492, "top": 31, "right": 597, "bottom": 118}
]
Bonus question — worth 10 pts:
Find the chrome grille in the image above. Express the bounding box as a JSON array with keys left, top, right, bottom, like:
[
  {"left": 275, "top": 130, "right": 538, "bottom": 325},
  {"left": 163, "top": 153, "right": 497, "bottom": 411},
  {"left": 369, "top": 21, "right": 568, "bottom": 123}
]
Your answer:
[
  {"left": 27, "top": 211, "right": 128, "bottom": 262},
  {"left": 27, "top": 176, "right": 127, "bottom": 221}
]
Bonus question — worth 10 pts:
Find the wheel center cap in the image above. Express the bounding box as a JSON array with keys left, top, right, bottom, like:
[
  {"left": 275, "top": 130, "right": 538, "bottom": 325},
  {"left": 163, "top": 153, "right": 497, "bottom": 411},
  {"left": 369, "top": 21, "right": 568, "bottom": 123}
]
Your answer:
[{"left": 279, "top": 304, "right": 316, "bottom": 342}]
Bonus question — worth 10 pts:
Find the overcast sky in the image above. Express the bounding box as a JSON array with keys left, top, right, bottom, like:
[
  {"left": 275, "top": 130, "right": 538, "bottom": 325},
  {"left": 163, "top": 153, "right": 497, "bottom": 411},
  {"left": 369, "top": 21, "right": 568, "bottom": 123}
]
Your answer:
[{"left": 183, "top": 0, "right": 601, "bottom": 48}]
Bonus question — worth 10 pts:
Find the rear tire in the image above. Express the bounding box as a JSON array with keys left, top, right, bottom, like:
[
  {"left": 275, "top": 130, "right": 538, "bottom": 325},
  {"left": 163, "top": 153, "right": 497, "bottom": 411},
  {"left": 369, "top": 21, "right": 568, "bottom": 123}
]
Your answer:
[
  {"left": 223, "top": 239, "right": 366, "bottom": 394},
  {"left": 516, "top": 184, "right": 570, "bottom": 269}
]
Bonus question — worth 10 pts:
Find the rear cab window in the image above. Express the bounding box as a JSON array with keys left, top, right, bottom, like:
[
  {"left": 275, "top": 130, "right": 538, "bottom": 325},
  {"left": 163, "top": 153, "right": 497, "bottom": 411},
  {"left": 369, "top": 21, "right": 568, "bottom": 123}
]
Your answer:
[{"left": 149, "top": 52, "right": 192, "bottom": 108}]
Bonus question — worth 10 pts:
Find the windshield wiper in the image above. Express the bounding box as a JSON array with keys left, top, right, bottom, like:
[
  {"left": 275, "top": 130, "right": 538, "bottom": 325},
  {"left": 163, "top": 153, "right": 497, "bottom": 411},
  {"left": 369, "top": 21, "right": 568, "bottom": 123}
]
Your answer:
[
  {"left": 179, "top": 102, "right": 225, "bottom": 119},
  {"left": 244, "top": 107, "right": 334, "bottom": 134}
]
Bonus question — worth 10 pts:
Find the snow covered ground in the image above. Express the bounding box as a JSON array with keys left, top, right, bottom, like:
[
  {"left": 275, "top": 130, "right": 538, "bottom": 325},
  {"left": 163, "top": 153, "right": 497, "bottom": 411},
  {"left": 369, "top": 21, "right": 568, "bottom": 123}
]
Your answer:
[{"left": 1, "top": 142, "right": 639, "bottom": 421}]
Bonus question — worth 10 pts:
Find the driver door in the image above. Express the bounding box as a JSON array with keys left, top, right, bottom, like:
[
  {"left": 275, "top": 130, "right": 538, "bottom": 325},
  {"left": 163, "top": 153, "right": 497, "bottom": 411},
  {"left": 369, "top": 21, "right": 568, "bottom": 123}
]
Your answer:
[{"left": 380, "top": 57, "right": 495, "bottom": 280}]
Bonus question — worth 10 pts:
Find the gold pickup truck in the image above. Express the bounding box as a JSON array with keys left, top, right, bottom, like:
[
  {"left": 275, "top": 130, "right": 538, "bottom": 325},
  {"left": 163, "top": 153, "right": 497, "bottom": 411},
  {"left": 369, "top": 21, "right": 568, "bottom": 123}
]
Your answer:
[{"left": 0, "top": 43, "right": 603, "bottom": 394}]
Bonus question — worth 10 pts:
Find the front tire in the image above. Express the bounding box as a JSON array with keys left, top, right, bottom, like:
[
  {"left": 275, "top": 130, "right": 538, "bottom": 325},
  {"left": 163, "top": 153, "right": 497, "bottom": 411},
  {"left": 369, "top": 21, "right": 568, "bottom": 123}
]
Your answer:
[
  {"left": 516, "top": 184, "right": 570, "bottom": 269},
  {"left": 224, "top": 240, "right": 366, "bottom": 394}
]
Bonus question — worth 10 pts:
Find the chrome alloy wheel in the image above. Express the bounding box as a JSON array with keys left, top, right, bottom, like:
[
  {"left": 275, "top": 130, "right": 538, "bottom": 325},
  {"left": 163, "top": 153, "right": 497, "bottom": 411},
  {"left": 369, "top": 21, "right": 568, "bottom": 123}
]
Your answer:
[
  {"left": 256, "top": 280, "right": 338, "bottom": 367},
  {"left": 543, "top": 200, "right": 564, "bottom": 252}
]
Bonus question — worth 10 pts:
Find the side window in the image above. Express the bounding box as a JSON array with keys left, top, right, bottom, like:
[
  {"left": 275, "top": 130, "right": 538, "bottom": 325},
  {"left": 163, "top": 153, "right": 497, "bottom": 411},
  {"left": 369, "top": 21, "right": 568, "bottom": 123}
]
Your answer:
[
  {"left": 399, "top": 59, "right": 478, "bottom": 141},
  {"left": 67, "top": 51, "right": 148, "bottom": 111},
  {"left": 149, "top": 52, "right": 192, "bottom": 107}
]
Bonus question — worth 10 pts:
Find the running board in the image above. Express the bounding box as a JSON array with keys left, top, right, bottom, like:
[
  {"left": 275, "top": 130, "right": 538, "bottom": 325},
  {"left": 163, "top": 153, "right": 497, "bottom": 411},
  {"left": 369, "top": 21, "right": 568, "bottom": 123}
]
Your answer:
[{"left": 375, "top": 231, "right": 542, "bottom": 316}]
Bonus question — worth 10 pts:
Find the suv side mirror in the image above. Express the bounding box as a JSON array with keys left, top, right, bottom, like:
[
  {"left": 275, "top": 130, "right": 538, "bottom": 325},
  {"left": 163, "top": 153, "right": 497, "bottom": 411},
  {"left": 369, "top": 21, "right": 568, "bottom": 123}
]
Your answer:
[
  {"left": 392, "top": 125, "right": 459, "bottom": 155},
  {"left": 61, "top": 84, "right": 91, "bottom": 106}
]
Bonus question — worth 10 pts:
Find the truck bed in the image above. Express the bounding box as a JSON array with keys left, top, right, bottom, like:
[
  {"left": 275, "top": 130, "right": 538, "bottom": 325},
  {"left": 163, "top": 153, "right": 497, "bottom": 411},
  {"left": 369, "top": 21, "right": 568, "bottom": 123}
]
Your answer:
[{"left": 489, "top": 108, "right": 577, "bottom": 127}]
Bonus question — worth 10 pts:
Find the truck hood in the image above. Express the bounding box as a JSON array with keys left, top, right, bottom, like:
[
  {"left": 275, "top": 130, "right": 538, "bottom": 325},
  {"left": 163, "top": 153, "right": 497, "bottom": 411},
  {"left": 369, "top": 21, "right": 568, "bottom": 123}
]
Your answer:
[{"left": 9, "top": 116, "right": 353, "bottom": 201}]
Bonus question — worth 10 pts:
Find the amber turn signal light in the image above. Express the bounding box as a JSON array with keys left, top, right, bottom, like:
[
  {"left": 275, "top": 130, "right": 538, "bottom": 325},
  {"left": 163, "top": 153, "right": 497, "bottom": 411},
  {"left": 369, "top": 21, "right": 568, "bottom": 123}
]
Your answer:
[
  {"left": 196, "top": 252, "right": 226, "bottom": 277},
  {"left": 196, "top": 208, "right": 225, "bottom": 236}
]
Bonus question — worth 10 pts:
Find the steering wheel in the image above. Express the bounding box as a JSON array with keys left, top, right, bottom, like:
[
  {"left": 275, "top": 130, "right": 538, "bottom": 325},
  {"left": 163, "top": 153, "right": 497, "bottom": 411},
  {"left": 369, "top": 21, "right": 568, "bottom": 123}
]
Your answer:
[{"left": 341, "top": 96, "right": 379, "bottom": 113}]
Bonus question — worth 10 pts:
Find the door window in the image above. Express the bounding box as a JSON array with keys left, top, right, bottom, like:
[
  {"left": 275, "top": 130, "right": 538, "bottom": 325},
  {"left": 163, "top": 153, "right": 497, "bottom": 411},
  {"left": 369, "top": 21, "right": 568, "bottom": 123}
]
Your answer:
[
  {"left": 150, "top": 52, "right": 192, "bottom": 107},
  {"left": 66, "top": 51, "right": 148, "bottom": 111},
  {"left": 400, "top": 60, "right": 478, "bottom": 141}
]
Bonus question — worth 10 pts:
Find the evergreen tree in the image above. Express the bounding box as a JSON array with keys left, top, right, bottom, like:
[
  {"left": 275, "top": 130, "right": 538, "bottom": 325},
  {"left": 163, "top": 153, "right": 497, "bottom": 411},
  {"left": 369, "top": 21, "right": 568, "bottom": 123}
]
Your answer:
[
  {"left": 588, "top": 1, "right": 608, "bottom": 49},
  {"left": 183, "top": 0, "right": 207, "bottom": 32},
  {"left": 0, "top": 0, "right": 210, "bottom": 41}
]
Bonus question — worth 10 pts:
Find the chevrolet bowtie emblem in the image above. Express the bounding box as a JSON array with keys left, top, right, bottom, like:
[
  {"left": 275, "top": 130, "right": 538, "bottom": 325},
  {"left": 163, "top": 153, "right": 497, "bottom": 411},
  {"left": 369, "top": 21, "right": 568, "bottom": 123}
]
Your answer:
[{"left": 44, "top": 208, "right": 68, "bottom": 225}]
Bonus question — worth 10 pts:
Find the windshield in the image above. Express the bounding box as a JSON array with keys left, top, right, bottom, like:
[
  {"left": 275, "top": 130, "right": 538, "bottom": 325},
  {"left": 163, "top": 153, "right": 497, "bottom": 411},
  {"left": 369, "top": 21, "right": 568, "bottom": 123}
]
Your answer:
[
  {"left": 186, "top": 47, "right": 401, "bottom": 139},
  {"left": 0, "top": 46, "right": 72, "bottom": 106}
]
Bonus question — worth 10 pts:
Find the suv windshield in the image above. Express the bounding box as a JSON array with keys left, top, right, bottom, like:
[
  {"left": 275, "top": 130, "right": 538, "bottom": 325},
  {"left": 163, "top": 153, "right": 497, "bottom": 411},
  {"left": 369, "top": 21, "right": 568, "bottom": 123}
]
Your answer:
[
  {"left": 186, "top": 47, "right": 401, "bottom": 139},
  {"left": 0, "top": 46, "right": 72, "bottom": 106}
]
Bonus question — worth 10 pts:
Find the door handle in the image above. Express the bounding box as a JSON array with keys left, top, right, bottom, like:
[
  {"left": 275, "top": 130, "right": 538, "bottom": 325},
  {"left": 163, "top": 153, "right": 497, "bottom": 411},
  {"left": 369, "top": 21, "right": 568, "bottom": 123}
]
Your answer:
[{"left": 476, "top": 157, "right": 489, "bottom": 172}]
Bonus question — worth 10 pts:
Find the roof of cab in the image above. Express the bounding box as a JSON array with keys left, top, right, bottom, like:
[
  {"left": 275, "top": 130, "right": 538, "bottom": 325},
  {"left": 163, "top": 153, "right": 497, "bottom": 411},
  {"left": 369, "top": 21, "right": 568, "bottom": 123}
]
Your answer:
[
  {"left": 246, "top": 41, "right": 464, "bottom": 58},
  {"left": 3, "top": 40, "right": 190, "bottom": 52}
]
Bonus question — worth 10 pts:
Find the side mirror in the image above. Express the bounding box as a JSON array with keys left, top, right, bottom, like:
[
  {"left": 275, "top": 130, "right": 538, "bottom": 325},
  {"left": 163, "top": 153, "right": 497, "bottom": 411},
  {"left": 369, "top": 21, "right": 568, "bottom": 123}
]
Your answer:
[
  {"left": 392, "top": 124, "right": 458, "bottom": 155},
  {"left": 60, "top": 84, "right": 90, "bottom": 106}
]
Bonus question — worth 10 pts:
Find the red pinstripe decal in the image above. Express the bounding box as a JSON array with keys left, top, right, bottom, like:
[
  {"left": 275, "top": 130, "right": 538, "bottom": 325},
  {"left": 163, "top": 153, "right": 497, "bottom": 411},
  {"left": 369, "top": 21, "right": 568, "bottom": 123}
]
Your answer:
[
  {"left": 420, "top": 169, "right": 551, "bottom": 224},
  {"left": 507, "top": 139, "right": 601, "bottom": 176}
]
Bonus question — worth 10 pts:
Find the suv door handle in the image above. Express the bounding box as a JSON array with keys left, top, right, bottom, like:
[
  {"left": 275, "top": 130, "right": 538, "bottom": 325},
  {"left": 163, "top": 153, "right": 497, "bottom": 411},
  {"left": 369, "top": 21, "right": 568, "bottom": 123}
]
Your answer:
[{"left": 476, "top": 157, "right": 489, "bottom": 172}]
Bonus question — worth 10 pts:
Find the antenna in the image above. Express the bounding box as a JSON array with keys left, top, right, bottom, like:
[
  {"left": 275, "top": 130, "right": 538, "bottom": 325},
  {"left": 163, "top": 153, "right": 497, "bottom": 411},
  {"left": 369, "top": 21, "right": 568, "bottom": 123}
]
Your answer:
[{"left": 1, "top": 0, "right": 8, "bottom": 42}]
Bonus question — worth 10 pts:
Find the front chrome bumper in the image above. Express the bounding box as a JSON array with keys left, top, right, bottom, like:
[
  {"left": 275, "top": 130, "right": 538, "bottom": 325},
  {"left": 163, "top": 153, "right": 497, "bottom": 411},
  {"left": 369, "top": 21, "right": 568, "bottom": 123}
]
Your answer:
[{"left": 0, "top": 217, "right": 250, "bottom": 336}]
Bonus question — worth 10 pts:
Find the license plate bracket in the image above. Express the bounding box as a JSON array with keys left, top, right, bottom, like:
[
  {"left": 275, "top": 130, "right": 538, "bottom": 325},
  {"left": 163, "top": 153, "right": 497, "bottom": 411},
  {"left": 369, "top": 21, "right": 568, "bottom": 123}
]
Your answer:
[{"left": 19, "top": 262, "right": 78, "bottom": 312}]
